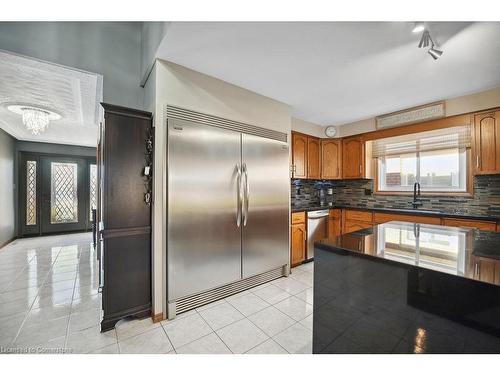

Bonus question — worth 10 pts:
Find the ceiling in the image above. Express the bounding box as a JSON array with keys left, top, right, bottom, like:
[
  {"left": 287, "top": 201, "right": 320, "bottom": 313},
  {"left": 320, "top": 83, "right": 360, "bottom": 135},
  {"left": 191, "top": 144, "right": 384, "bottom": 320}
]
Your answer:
[
  {"left": 157, "top": 22, "right": 500, "bottom": 126},
  {"left": 0, "top": 50, "right": 102, "bottom": 147}
]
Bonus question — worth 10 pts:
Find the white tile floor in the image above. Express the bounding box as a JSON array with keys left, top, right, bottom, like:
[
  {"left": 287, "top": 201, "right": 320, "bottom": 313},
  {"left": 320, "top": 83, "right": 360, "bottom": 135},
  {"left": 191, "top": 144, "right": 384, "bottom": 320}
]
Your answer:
[{"left": 0, "top": 233, "right": 313, "bottom": 354}]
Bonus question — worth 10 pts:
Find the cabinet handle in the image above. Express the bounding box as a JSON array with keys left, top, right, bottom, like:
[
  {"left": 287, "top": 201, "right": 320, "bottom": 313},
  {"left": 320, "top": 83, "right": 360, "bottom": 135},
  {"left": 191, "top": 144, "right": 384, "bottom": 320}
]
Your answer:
[
  {"left": 359, "top": 164, "right": 362, "bottom": 174},
  {"left": 476, "top": 155, "right": 480, "bottom": 169},
  {"left": 475, "top": 262, "right": 480, "bottom": 277}
]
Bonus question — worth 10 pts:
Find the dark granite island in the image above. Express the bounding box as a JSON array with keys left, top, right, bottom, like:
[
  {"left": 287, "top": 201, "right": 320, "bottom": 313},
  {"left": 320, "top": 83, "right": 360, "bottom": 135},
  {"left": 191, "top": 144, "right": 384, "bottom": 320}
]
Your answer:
[{"left": 313, "top": 221, "right": 500, "bottom": 353}]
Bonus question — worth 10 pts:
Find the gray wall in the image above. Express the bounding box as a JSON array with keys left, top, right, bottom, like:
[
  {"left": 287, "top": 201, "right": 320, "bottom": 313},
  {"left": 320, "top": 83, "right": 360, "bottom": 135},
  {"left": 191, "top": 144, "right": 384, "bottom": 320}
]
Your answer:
[
  {"left": 16, "top": 141, "right": 96, "bottom": 157},
  {"left": 0, "top": 22, "right": 143, "bottom": 109},
  {"left": 0, "top": 128, "right": 16, "bottom": 246},
  {"left": 140, "top": 22, "right": 169, "bottom": 84}
]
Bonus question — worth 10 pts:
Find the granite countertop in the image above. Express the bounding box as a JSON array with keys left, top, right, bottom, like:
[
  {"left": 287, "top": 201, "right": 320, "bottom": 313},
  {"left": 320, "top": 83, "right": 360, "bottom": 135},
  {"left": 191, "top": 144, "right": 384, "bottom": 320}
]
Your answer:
[
  {"left": 291, "top": 203, "right": 500, "bottom": 222},
  {"left": 314, "top": 221, "right": 500, "bottom": 287}
]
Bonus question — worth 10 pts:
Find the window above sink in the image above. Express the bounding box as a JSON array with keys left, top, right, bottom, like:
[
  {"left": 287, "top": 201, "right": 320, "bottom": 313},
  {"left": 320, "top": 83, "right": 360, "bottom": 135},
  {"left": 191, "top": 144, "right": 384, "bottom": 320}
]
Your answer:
[{"left": 372, "top": 125, "right": 472, "bottom": 196}]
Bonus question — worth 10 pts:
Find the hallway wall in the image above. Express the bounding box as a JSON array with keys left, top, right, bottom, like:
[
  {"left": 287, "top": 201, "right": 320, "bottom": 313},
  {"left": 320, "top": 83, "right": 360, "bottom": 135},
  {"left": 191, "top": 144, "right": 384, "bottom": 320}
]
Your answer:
[{"left": 0, "top": 128, "right": 15, "bottom": 247}]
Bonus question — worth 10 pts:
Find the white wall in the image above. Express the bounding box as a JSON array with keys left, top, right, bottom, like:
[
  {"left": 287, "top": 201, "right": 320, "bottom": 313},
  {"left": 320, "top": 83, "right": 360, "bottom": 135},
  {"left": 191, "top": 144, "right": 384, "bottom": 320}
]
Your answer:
[
  {"left": 151, "top": 59, "right": 292, "bottom": 317},
  {"left": 291, "top": 117, "right": 328, "bottom": 138},
  {"left": 156, "top": 60, "right": 292, "bottom": 133},
  {"left": 338, "top": 86, "right": 500, "bottom": 137}
]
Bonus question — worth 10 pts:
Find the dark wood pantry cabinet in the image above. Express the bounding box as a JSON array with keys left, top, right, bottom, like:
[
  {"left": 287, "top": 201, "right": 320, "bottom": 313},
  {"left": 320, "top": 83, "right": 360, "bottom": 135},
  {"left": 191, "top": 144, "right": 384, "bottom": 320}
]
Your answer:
[{"left": 98, "top": 103, "right": 153, "bottom": 331}]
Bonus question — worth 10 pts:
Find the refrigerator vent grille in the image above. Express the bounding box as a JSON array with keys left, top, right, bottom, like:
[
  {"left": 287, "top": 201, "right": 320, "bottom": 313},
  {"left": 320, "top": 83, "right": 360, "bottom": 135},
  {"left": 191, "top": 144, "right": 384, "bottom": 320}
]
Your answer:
[
  {"left": 172, "top": 267, "right": 286, "bottom": 316},
  {"left": 166, "top": 105, "right": 288, "bottom": 143}
]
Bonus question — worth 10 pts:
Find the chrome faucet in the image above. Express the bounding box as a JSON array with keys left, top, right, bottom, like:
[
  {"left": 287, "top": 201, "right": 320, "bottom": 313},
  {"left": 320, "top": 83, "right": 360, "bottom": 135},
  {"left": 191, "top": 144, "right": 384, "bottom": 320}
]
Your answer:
[{"left": 412, "top": 182, "right": 423, "bottom": 209}]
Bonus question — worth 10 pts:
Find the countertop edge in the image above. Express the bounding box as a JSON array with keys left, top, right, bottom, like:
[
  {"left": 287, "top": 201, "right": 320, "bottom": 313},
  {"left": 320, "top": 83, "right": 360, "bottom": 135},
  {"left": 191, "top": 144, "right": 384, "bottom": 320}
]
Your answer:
[{"left": 291, "top": 205, "right": 500, "bottom": 222}]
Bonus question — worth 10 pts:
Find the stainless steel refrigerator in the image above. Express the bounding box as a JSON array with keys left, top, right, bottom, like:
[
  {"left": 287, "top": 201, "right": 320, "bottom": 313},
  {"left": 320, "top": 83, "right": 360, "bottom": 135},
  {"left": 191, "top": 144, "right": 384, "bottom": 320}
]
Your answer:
[{"left": 166, "top": 107, "right": 289, "bottom": 318}]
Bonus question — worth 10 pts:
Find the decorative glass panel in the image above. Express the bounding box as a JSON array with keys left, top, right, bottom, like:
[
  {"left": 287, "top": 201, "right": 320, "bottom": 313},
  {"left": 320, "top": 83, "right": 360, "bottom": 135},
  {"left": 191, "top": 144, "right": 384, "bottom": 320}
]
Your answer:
[
  {"left": 26, "top": 160, "right": 37, "bottom": 225},
  {"left": 50, "top": 162, "right": 78, "bottom": 224},
  {"left": 90, "top": 164, "right": 97, "bottom": 221}
]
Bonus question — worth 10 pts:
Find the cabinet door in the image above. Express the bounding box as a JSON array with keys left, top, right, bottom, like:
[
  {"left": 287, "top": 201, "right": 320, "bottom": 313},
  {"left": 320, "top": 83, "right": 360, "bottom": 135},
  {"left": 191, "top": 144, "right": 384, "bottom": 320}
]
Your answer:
[
  {"left": 342, "top": 137, "right": 364, "bottom": 179},
  {"left": 472, "top": 257, "right": 499, "bottom": 284},
  {"left": 307, "top": 137, "right": 321, "bottom": 179},
  {"left": 291, "top": 223, "right": 306, "bottom": 266},
  {"left": 321, "top": 139, "right": 342, "bottom": 179},
  {"left": 474, "top": 111, "right": 500, "bottom": 174},
  {"left": 292, "top": 133, "right": 308, "bottom": 178},
  {"left": 327, "top": 217, "right": 342, "bottom": 237}
]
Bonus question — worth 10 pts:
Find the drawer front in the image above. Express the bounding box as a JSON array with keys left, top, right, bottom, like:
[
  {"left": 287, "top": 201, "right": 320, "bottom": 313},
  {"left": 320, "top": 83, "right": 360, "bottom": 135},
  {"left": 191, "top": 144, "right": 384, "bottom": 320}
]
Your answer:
[
  {"left": 291, "top": 211, "right": 306, "bottom": 225},
  {"left": 329, "top": 209, "right": 341, "bottom": 219},
  {"left": 344, "top": 220, "right": 372, "bottom": 234},
  {"left": 373, "top": 212, "right": 441, "bottom": 225},
  {"left": 345, "top": 209, "right": 372, "bottom": 223},
  {"left": 443, "top": 218, "right": 496, "bottom": 231}
]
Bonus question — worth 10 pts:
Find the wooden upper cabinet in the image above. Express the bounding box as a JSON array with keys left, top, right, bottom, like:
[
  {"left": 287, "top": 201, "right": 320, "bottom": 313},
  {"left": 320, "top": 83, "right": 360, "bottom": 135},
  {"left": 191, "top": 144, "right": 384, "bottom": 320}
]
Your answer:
[
  {"left": 321, "top": 139, "right": 342, "bottom": 179},
  {"left": 342, "top": 137, "right": 365, "bottom": 179},
  {"left": 292, "top": 133, "right": 308, "bottom": 178},
  {"left": 307, "top": 137, "right": 321, "bottom": 179},
  {"left": 474, "top": 111, "right": 500, "bottom": 175}
]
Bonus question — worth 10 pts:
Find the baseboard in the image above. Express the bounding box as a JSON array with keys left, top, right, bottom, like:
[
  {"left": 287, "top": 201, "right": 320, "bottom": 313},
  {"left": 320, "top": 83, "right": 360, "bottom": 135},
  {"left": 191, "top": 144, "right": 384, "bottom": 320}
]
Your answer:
[
  {"left": 152, "top": 312, "right": 163, "bottom": 323},
  {"left": 0, "top": 236, "right": 17, "bottom": 251}
]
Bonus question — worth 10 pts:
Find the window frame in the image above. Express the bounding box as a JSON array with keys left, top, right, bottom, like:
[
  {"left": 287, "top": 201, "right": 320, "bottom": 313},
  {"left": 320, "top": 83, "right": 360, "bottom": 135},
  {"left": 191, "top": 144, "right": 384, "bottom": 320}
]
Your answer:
[{"left": 373, "top": 148, "right": 473, "bottom": 197}]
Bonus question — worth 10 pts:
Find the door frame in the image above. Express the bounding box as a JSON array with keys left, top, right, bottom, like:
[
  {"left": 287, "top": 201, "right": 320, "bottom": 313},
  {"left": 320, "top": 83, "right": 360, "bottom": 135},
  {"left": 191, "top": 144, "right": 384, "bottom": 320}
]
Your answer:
[{"left": 18, "top": 151, "right": 96, "bottom": 237}]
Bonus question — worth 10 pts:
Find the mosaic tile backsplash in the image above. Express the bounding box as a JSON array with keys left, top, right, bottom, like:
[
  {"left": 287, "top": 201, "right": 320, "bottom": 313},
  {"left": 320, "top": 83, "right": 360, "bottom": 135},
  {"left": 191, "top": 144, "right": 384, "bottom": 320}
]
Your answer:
[{"left": 291, "top": 175, "right": 500, "bottom": 217}]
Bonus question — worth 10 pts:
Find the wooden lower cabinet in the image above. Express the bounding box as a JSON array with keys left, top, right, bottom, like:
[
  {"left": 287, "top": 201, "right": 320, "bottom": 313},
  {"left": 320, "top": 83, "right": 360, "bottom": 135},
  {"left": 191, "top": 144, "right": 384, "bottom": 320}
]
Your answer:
[
  {"left": 342, "top": 209, "right": 372, "bottom": 234},
  {"left": 471, "top": 257, "right": 500, "bottom": 285},
  {"left": 291, "top": 223, "right": 306, "bottom": 266},
  {"left": 373, "top": 212, "right": 441, "bottom": 225},
  {"left": 343, "top": 220, "right": 372, "bottom": 234},
  {"left": 442, "top": 218, "right": 497, "bottom": 231},
  {"left": 327, "top": 209, "right": 342, "bottom": 237},
  {"left": 291, "top": 211, "right": 306, "bottom": 225}
]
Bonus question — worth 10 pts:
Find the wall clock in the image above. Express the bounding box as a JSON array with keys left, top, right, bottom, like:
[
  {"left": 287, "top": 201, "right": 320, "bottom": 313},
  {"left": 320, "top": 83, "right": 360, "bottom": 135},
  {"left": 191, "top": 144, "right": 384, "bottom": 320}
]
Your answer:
[{"left": 325, "top": 126, "right": 337, "bottom": 138}]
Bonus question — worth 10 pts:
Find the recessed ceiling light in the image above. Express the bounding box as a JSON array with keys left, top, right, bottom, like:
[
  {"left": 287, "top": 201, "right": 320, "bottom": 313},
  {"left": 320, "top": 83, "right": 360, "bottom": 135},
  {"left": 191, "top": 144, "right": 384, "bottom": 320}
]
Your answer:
[{"left": 412, "top": 22, "right": 425, "bottom": 33}]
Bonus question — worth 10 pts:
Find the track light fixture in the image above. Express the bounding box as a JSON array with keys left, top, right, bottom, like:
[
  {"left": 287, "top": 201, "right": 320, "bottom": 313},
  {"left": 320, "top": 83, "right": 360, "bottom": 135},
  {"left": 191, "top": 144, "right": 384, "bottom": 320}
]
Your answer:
[
  {"left": 428, "top": 46, "right": 443, "bottom": 60},
  {"left": 414, "top": 24, "right": 443, "bottom": 60},
  {"left": 418, "top": 30, "right": 432, "bottom": 48}
]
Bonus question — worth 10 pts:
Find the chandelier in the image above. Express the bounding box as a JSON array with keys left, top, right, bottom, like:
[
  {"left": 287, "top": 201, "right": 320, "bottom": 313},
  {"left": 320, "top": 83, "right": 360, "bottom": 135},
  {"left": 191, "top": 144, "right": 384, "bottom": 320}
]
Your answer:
[
  {"left": 6, "top": 104, "right": 61, "bottom": 135},
  {"left": 21, "top": 107, "right": 50, "bottom": 135}
]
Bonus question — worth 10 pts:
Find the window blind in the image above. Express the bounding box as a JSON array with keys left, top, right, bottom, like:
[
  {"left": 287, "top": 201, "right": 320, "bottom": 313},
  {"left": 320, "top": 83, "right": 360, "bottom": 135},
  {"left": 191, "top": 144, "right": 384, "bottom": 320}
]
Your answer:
[{"left": 371, "top": 125, "right": 471, "bottom": 158}]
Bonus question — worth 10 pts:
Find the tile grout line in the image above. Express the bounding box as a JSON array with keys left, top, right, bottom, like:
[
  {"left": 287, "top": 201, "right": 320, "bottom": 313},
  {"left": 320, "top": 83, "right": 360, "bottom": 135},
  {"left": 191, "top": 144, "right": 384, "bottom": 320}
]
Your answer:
[
  {"left": 159, "top": 323, "right": 177, "bottom": 354},
  {"left": 195, "top": 310, "right": 234, "bottom": 354}
]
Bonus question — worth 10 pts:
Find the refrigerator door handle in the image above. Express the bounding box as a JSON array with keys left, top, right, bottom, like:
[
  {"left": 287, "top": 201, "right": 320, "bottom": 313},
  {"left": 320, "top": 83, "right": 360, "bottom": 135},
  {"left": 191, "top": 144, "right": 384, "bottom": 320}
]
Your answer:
[
  {"left": 242, "top": 162, "right": 249, "bottom": 226},
  {"left": 236, "top": 164, "right": 242, "bottom": 227}
]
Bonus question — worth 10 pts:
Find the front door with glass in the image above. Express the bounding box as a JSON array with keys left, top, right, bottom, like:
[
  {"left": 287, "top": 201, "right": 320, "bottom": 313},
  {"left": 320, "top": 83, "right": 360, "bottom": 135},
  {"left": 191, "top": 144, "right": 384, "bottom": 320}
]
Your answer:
[
  {"left": 40, "top": 157, "right": 86, "bottom": 233},
  {"left": 19, "top": 152, "right": 96, "bottom": 236}
]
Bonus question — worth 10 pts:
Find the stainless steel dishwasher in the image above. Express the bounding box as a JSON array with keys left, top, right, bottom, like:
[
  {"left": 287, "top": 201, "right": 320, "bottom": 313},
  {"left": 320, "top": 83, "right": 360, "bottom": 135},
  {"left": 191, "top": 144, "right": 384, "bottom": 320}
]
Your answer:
[{"left": 306, "top": 210, "right": 329, "bottom": 260}]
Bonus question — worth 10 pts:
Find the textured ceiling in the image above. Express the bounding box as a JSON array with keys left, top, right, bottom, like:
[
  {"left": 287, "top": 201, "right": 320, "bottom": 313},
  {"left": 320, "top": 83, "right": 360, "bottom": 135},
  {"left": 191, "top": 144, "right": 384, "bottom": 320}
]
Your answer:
[
  {"left": 157, "top": 22, "right": 500, "bottom": 126},
  {"left": 0, "top": 50, "right": 102, "bottom": 147}
]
